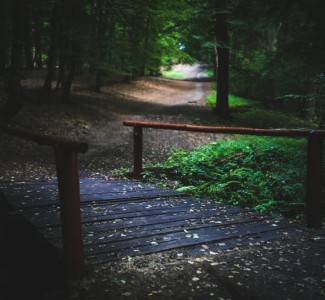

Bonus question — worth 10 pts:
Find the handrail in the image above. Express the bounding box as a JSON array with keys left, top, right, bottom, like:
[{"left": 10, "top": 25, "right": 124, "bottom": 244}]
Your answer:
[
  {"left": 0, "top": 125, "right": 88, "bottom": 152},
  {"left": 123, "top": 120, "right": 324, "bottom": 228},
  {"left": 0, "top": 125, "right": 88, "bottom": 280},
  {"left": 123, "top": 120, "right": 325, "bottom": 137}
]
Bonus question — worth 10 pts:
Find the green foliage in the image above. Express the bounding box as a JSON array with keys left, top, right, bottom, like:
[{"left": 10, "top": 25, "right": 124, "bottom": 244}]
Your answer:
[
  {"left": 206, "top": 90, "right": 258, "bottom": 108},
  {"left": 232, "top": 108, "right": 316, "bottom": 128},
  {"left": 161, "top": 70, "right": 184, "bottom": 79},
  {"left": 160, "top": 136, "right": 307, "bottom": 218}
]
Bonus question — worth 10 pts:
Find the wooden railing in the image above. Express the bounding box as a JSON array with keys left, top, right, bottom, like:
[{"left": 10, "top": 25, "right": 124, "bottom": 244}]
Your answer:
[
  {"left": 123, "top": 120, "right": 325, "bottom": 228},
  {"left": 0, "top": 125, "right": 88, "bottom": 280}
]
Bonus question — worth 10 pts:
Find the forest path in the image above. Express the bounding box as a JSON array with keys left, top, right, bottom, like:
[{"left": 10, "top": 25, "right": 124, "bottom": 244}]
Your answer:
[
  {"left": 71, "top": 66, "right": 215, "bottom": 173},
  {"left": 0, "top": 65, "right": 215, "bottom": 180}
]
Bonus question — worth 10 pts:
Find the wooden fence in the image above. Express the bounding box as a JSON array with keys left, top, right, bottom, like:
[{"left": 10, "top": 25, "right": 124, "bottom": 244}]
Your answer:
[
  {"left": 123, "top": 120, "right": 325, "bottom": 229},
  {"left": 0, "top": 125, "right": 88, "bottom": 280}
]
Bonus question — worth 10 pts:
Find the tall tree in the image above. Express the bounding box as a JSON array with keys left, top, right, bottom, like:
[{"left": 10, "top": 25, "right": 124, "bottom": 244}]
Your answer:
[
  {"left": 94, "top": 0, "right": 107, "bottom": 92},
  {"left": 2, "top": 0, "right": 24, "bottom": 118},
  {"left": 61, "top": 0, "right": 84, "bottom": 102},
  {"left": 23, "top": 4, "right": 34, "bottom": 70},
  {"left": 40, "top": 1, "right": 60, "bottom": 103},
  {"left": 0, "top": 0, "right": 9, "bottom": 77},
  {"left": 215, "top": 0, "right": 230, "bottom": 119}
]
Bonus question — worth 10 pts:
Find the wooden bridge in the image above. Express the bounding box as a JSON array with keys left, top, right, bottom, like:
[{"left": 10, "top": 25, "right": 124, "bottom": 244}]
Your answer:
[
  {"left": 0, "top": 177, "right": 299, "bottom": 277},
  {"left": 0, "top": 121, "right": 324, "bottom": 281}
]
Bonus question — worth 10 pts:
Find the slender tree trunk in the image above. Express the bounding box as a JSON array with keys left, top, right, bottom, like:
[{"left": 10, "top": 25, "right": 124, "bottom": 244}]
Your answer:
[
  {"left": 62, "top": 61, "right": 75, "bottom": 102},
  {"left": 24, "top": 5, "right": 33, "bottom": 70},
  {"left": 0, "top": 1, "right": 7, "bottom": 76},
  {"left": 62, "top": 0, "right": 80, "bottom": 101},
  {"left": 33, "top": 18, "right": 43, "bottom": 68},
  {"left": 3, "top": 0, "right": 24, "bottom": 118},
  {"left": 40, "top": 4, "right": 60, "bottom": 103},
  {"left": 215, "top": 0, "right": 230, "bottom": 119},
  {"left": 56, "top": 55, "right": 66, "bottom": 90},
  {"left": 95, "top": 0, "right": 105, "bottom": 92},
  {"left": 141, "top": 19, "right": 150, "bottom": 76}
]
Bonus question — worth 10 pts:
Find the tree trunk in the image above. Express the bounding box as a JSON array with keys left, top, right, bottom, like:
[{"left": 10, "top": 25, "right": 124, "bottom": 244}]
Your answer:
[
  {"left": 23, "top": 4, "right": 33, "bottom": 70},
  {"left": 61, "top": 0, "right": 80, "bottom": 101},
  {"left": 215, "top": 0, "right": 230, "bottom": 119},
  {"left": 0, "top": 1, "right": 8, "bottom": 76},
  {"left": 94, "top": 0, "right": 106, "bottom": 92},
  {"left": 56, "top": 55, "right": 66, "bottom": 90},
  {"left": 40, "top": 4, "right": 60, "bottom": 103},
  {"left": 33, "top": 18, "right": 43, "bottom": 68},
  {"left": 2, "top": 0, "right": 24, "bottom": 118},
  {"left": 62, "top": 61, "right": 75, "bottom": 102}
]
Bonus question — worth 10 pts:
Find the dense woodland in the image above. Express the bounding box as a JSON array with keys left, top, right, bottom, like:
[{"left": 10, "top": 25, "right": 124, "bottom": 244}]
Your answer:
[
  {"left": 0, "top": 0, "right": 324, "bottom": 120},
  {"left": 1, "top": 2, "right": 325, "bottom": 299}
]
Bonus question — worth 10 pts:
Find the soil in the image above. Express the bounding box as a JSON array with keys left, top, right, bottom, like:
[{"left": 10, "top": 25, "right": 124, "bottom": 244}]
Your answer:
[{"left": 0, "top": 65, "right": 325, "bottom": 300}]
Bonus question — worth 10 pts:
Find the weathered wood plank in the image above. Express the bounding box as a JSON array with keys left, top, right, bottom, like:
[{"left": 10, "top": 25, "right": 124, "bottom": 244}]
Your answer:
[
  {"left": 0, "top": 177, "right": 299, "bottom": 266},
  {"left": 0, "top": 179, "right": 180, "bottom": 209},
  {"left": 45, "top": 211, "right": 270, "bottom": 248},
  {"left": 20, "top": 198, "right": 245, "bottom": 229},
  {"left": 84, "top": 219, "right": 293, "bottom": 263}
]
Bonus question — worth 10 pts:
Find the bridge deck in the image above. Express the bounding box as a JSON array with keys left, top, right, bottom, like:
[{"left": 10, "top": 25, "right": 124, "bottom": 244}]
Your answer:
[{"left": 0, "top": 177, "right": 298, "bottom": 265}]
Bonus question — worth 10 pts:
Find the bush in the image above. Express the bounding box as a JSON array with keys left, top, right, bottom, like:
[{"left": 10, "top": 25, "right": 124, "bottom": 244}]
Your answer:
[{"left": 160, "top": 136, "right": 307, "bottom": 218}]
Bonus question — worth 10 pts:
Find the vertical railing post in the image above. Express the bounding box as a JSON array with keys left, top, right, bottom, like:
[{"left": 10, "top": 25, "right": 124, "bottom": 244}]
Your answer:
[
  {"left": 54, "top": 147, "right": 84, "bottom": 280},
  {"left": 306, "top": 131, "right": 324, "bottom": 228},
  {"left": 133, "top": 125, "right": 143, "bottom": 179}
]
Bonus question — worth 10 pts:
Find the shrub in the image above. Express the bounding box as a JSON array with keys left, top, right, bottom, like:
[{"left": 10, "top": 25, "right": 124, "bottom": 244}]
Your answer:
[{"left": 161, "top": 136, "right": 307, "bottom": 218}]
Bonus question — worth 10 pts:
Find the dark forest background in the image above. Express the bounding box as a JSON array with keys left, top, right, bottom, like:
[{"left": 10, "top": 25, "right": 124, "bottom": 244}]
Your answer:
[{"left": 0, "top": 0, "right": 324, "bottom": 121}]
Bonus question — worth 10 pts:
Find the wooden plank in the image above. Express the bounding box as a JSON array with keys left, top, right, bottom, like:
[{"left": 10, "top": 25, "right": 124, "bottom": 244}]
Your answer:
[
  {"left": 185, "top": 226, "right": 300, "bottom": 258},
  {"left": 306, "top": 132, "right": 324, "bottom": 228},
  {"left": 123, "top": 120, "right": 323, "bottom": 137},
  {"left": 21, "top": 203, "right": 236, "bottom": 229},
  {"left": 0, "top": 125, "right": 88, "bottom": 152},
  {"left": 45, "top": 210, "right": 270, "bottom": 247},
  {"left": 85, "top": 219, "right": 293, "bottom": 263},
  {"left": 2, "top": 190, "right": 180, "bottom": 209},
  {"left": 0, "top": 177, "right": 300, "bottom": 267},
  {"left": 38, "top": 205, "right": 251, "bottom": 240},
  {"left": 20, "top": 197, "right": 245, "bottom": 229},
  {"left": 82, "top": 213, "right": 271, "bottom": 246},
  {"left": 0, "top": 179, "right": 180, "bottom": 209},
  {"left": 88, "top": 227, "right": 298, "bottom": 264},
  {"left": 0, "top": 177, "right": 167, "bottom": 192},
  {"left": 83, "top": 219, "right": 291, "bottom": 256}
]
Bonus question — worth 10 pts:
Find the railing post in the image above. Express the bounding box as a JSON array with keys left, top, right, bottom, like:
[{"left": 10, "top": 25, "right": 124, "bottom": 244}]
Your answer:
[
  {"left": 306, "top": 131, "right": 324, "bottom": 228},
  {"left": 54, "top": 147, "right": 84, "bottom": 280},
  {"left": 133, "top": 125, "right": 143, "bottom": 179}
]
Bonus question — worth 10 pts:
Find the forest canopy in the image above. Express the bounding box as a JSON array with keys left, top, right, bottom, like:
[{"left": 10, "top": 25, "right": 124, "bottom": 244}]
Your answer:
[{"left": 0, "top": 0, "right": 324, "bottom": 118}]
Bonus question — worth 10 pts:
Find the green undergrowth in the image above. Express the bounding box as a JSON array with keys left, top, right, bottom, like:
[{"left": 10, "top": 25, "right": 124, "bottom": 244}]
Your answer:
[
  {"left": 206, "top": 91, "right": 259, "bottom": 108},
  {"left": 161, "top": 71, "right": 184, "bottom": 79},
  {"left": 146, "top": 136, "right": 307, "bottom": 218},
  {"left": 232, "top": 108, "right": 316, "bottom": 128}
]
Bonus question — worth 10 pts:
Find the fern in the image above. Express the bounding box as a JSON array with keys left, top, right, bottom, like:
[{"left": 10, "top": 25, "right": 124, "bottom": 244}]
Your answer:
[{"left": 158, "top": 136, "right": 308, "bottom": 218}]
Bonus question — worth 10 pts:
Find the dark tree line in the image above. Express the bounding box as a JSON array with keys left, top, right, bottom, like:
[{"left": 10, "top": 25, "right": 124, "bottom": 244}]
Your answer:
[{"left": 1, "top": 0, "right": 324, "bottom": 120}]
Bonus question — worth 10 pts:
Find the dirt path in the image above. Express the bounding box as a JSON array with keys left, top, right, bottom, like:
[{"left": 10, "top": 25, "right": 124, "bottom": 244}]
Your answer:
[
  {"left": 69, "top": 74, "right": 215, "bottom": 177},
  {"left": 0, "top": 68, "right": 215, "bottom": 180}
]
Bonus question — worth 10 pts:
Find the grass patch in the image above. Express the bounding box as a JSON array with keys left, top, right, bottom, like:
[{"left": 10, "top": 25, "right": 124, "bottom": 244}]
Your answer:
[
  {"left": 206, "top": 91, "right": 258, "bottom": 108},
  {"left": 161, "top": 71, "right": 184, "bottom": 79}
]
